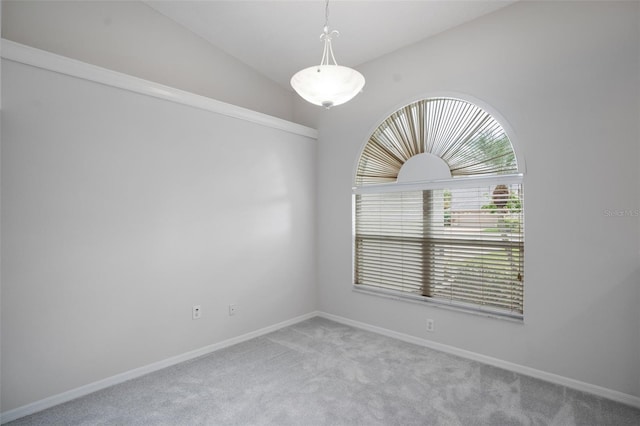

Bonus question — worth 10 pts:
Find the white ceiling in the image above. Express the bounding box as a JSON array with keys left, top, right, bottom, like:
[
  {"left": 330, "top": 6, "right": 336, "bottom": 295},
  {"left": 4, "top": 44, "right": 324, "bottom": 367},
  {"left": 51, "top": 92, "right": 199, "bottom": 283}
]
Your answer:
[{"left": 145, "top": 1, "right": 516, "bottom": 90}]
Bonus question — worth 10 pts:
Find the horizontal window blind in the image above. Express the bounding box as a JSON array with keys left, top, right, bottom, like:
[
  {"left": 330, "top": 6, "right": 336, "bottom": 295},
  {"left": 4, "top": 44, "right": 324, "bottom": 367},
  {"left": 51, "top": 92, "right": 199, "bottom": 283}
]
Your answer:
[{"left": 354, "top": 184, "right": 524, "bottom": 317}]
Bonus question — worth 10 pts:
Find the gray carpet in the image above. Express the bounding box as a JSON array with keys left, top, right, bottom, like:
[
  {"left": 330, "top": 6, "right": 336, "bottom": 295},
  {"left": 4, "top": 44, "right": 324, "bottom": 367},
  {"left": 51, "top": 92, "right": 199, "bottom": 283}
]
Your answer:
[{"left": 8, "top": 317, "right": 640, "bottom": 425}]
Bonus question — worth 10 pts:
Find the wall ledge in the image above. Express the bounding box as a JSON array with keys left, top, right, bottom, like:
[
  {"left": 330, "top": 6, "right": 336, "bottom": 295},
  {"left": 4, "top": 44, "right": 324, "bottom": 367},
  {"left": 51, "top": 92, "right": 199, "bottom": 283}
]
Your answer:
[{"left": 0, "top": 39, "right": 318, "bottom": 140}]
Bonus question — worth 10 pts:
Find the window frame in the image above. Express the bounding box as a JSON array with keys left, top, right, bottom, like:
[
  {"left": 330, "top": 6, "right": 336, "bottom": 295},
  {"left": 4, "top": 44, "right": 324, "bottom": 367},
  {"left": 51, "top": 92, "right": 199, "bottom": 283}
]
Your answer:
[{"left": 351, "top": 97, "right": 525, "bottom": 320}]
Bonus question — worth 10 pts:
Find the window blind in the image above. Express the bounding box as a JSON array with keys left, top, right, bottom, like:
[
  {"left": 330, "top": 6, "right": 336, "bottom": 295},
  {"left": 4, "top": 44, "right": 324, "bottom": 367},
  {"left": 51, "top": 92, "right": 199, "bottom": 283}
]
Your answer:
[
  {"left": 356, "top": 98, "right": 518, "bottom": 186},
  {"left": 354, "top": 184, "right": 524, "bottom": 317}
]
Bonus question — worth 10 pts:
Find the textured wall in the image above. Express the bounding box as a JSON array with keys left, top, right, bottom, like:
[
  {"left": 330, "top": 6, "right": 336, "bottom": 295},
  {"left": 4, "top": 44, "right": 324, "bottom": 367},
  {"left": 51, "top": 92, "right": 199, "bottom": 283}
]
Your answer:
[{"left": 316, "top": 1, "right": 640, "bottom": 398}]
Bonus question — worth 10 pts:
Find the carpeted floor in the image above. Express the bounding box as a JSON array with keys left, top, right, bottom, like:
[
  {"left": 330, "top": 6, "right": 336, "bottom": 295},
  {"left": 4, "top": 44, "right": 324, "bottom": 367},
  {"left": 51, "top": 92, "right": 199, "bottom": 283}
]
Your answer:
[{"left": 8, "top": 317, "right": 640, "bottom": 425}]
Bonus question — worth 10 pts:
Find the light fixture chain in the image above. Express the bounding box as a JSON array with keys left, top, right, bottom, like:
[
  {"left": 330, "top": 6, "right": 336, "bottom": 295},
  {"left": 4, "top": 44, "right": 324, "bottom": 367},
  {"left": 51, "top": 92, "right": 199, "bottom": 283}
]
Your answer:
[{"left": 325, "top": 0, "right": 330, "bottom": 29}]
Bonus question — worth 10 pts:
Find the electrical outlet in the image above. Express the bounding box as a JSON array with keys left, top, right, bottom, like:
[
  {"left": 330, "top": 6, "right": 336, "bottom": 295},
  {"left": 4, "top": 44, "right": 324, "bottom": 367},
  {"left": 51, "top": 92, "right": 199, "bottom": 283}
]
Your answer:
[
  {"left": 228, "top": 304, "right": 237, "bottom": 316},
  {"left": 426, "top": 318, "right": 435, "bottom": 332},
  {"left": 192, "top": 305, "right": 202, "bottom": 320}
]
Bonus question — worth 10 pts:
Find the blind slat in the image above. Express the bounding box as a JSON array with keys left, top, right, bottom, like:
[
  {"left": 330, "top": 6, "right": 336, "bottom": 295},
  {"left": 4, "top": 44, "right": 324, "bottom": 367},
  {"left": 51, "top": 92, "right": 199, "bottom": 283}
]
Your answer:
[{"left": 354, "top": 185, "right": 524, "bottom": 317}]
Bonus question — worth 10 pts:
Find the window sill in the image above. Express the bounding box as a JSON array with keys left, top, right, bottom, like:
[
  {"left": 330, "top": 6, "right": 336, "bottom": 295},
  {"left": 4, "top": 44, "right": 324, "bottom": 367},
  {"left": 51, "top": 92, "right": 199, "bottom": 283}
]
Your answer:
[{"left": 352, "top": 284, "right": 524, "bottom": 323}]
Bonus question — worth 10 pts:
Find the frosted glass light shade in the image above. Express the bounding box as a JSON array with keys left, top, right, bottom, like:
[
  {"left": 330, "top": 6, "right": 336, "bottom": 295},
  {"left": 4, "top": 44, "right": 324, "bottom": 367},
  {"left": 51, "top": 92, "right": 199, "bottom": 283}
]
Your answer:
[{"left": 291, "top": 64, "right": 365, "bottom": 109}]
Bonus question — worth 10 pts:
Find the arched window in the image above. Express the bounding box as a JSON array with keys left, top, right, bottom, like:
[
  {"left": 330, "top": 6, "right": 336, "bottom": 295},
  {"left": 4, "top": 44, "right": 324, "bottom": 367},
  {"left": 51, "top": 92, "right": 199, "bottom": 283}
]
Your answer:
[{"left": 353, "top": 98, "right": 524, "bottom": 319}]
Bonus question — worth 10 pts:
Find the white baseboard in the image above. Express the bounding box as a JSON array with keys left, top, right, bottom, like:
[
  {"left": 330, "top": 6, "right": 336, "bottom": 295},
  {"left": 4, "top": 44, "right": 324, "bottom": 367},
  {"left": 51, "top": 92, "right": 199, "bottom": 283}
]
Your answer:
[
  {"left": 0, "top": 311, "right": 319, "bottom": 424},
  {"left": 4, "top": 310, "right": 638, "bottom": 423},
  {"left": 317, "top": 311, "right": 640, "bottom": 409}
]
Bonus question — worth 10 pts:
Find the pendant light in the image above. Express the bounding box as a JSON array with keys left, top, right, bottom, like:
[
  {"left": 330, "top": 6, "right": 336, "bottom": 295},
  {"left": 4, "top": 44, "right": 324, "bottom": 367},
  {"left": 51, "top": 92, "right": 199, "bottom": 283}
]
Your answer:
[{"left": 290, "top": 0, "right": 365, "bottom": 109}]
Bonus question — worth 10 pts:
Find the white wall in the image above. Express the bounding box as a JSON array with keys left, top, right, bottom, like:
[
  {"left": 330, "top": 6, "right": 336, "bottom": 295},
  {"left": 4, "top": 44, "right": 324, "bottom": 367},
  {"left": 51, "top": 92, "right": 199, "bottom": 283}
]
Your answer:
[
  {"left": 0, "top": 0, "right": 3, "bottom": 416},
  {"left": 0, "top": 57, "right": 316, "bottom": 411},
  {"left": 2, "top": 0, "right": 639, "bottom": 415},
  {"left": 1, "top": 0, "right": 294, "bottom": 121},
  {"left": 316, "top": 0, "right": 640, "bottom": 398}
]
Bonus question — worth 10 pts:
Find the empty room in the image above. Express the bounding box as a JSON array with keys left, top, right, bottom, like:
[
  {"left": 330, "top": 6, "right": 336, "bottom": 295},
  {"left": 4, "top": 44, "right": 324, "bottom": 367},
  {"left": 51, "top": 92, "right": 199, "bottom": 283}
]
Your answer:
[{"left": 1, "top": 0, "right": 639, "bottom": 425}]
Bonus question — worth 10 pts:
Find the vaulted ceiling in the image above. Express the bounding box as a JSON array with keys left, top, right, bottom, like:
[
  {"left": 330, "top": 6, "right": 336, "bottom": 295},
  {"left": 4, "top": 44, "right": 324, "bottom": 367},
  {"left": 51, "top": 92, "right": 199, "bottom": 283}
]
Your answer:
[{"left": 145, "top": 1, "right": 517, "bottom": 90}]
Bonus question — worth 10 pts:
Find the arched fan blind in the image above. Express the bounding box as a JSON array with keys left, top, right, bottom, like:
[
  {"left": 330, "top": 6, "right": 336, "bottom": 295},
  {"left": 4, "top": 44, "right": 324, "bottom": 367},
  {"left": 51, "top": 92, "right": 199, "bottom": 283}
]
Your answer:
[
  {"left": 356, "top": 98, "right": 517, "bottom": 185},
  {"left": 353, "top": 98, "right": 524, "bottom": 319}
]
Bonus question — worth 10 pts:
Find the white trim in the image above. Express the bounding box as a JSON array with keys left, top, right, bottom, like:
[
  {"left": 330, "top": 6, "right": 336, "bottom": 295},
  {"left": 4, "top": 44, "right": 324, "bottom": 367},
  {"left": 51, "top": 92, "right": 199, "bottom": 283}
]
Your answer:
[
  {"left": 352, "top": 285, "right": 524, "bottom": 322},
  {"left": 0, "top": 39, "right": 318, "bottom": 140},
  {"left": 317, "top": 312, "right": 640, "bottom": 409},
  {"left": 0, "top": 311, "right": 319, "bottom": 424},
  {"left": 4, "top": 310, "right": 638, "bottom": 423},
  {"left": 353, "top": 173, "right": 523, "bottom": 194}
]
